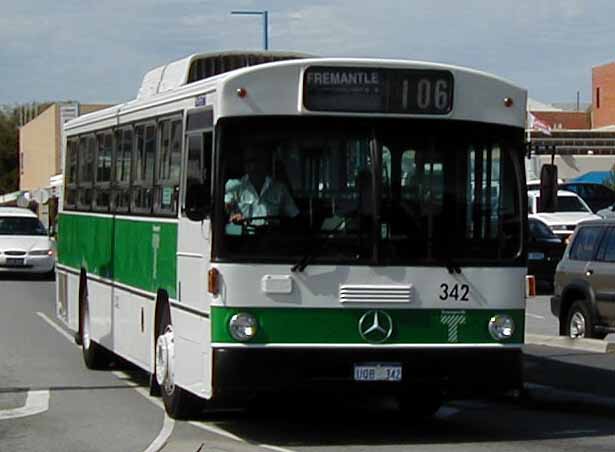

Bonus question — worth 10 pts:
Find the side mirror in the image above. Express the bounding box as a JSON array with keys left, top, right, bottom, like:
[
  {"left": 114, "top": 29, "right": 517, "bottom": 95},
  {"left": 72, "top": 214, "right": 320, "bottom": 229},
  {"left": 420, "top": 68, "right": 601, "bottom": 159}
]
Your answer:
[
  {"left": 539, "top": 164, "right": 558, "bottom": 212},
  {"left": 184, "top": 183, "right": 211, "bottom": 222}
]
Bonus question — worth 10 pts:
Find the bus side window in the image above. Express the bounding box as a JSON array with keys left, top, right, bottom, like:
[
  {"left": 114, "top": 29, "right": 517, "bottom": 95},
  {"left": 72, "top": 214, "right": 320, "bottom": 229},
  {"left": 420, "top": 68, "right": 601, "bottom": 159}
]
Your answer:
[
  {"left": 132, "top": 123, "right": 156, "bottom": 214},
  {"left": 154, "top": 117, "right": 182, "bottom": 216},
  {"left": 184, "top": 131, "right": 212, "bottom": 220},
  {"left": 77, "top": 135, "right": 95, "bottom": 211},
  {"left": 64, "top": 138, "right": 79, "bottom": 210}
]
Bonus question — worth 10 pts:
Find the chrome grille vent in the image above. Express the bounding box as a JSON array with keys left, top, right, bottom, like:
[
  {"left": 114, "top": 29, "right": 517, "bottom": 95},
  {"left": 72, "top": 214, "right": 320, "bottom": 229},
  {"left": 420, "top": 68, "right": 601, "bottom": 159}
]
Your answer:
[
  {"left": 339, "top": 285, "right": 412, "bottom": 304},
  {"left": 4, "top": 251, "right": 26, "bottom": 256}
]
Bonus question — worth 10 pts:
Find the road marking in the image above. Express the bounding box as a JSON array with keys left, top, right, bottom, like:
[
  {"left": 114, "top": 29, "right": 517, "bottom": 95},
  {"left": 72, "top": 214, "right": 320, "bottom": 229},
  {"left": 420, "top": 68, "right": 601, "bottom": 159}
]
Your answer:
[
  {"left": 189, "top": 420, "right": 296, "bottom": 452},
  {"left": 111, "top": 371, "right": 173, "bottom": 452},
  {"left": 37, "top": 313, "right": 293, "bottom": 451},
  {"left": 188, "top": 420, "right": 246, "bottom": 442},
  {"left": 525, "top": 313, "right": 545, "bottom": 320},
  {"left": 0, "top": 390, "right": 50, "bottom": 420},
  {"left": 110, "top": 371, "right": 142, "bottom": 389},
  {"left": 36, "top": 312, "right": 76, "bottom": 343},
  {"left": 143, "top": 413, "right": 175, "bottom": 452}
]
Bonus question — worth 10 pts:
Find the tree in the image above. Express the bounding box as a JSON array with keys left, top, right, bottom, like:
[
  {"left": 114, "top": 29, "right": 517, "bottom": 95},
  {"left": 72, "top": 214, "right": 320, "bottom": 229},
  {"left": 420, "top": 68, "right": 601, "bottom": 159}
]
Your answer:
[{"left": 0, "top": 107, "right": 19, "bottom": 194}]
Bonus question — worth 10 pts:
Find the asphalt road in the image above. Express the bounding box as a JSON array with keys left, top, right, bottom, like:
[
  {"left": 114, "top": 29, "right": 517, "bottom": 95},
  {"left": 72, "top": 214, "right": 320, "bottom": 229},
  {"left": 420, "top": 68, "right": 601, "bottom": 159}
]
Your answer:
[
  {"left": 0, "top": 276, "right": 165, "bottom": 452},
  {"left": 1, "top": 277, "right": 614, "bottom": 452}
]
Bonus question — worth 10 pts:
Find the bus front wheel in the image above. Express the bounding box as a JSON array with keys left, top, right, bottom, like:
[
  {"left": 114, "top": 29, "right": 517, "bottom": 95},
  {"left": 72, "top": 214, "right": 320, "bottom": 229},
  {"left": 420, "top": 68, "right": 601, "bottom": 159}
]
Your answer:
[{"left": 155, "top": 307, "right": 198, "bottom": 419}]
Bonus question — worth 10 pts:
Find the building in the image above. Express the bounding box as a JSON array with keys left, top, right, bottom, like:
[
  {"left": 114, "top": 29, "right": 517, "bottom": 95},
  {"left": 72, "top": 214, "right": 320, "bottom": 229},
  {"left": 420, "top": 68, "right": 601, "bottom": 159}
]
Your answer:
[
  {"left": 528, "top": 61, "right": 615, "bottom": 182},
  {"left": 18, "top": 102, "right": 112, "bottom": 229},
  {"left": 592, "top": 61, "right": 615, "bottom": 129}
]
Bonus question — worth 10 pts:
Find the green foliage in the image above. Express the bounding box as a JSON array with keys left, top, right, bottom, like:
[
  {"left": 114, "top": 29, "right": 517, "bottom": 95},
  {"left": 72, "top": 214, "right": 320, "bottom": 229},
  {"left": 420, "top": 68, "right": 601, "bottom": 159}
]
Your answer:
[{"left": 0, "top": 107, "right": 19, "bottom": 194}]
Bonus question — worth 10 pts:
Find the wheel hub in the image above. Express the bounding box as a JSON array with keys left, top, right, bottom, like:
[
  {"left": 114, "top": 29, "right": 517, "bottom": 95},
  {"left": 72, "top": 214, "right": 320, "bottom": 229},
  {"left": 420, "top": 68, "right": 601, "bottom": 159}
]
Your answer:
[
  {"left": 570, "top": 312, "right": 586, "bottom": 338},
  {"left": 82, "top": 301, "right": 91, "bottom": 350},
  {"left": 155, "top": 326, "right": 175, "bottom": 394}
]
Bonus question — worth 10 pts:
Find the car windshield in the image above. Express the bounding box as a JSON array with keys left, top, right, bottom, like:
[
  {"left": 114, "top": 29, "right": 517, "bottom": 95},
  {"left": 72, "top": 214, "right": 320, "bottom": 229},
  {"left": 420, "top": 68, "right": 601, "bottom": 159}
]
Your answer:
[
  {"left": 215, "top": 117, "right": 524, "bottom": 266},
  {"left": 0, "top": 217, "right": 47, "bottom": 236},
  {"left": 529, "top": 219, "right": 558, "bottom": 240},
  {"left": 555, "top": 196, "right": 590, "bottom": 213}
]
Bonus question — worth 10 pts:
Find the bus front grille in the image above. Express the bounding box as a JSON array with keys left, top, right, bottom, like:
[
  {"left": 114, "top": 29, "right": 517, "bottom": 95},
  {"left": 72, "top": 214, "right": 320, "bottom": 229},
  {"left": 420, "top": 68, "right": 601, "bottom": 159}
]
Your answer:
[{"left": 339, "top": 285, "right": 412, "bottom": 304}]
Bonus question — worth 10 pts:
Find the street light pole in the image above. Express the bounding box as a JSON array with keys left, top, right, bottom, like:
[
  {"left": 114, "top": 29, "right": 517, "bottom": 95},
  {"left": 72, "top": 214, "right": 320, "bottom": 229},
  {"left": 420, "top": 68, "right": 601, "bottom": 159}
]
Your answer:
[{"left": 230, "top": 10, "right": 269, "bottom": 50}]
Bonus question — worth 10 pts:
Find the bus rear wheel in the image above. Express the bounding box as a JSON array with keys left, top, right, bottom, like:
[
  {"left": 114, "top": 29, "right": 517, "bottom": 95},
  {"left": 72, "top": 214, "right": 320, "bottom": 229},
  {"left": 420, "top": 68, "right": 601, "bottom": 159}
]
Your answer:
[
  {"left": 155, "top": 308, "right": 198, "bottom": 419},
  {"left": 79, "top": 278, "right": 110, "bottom": 370}
]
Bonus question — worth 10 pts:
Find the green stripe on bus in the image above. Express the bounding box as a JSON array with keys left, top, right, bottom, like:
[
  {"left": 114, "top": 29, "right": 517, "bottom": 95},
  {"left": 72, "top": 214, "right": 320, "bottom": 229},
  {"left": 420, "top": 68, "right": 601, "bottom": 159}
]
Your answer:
[
  {"left": 57, "top": 213, "right": 177, "bottom": 298},
  {"left": 211, "top": 307, "right": 525, "bottom": 345}
]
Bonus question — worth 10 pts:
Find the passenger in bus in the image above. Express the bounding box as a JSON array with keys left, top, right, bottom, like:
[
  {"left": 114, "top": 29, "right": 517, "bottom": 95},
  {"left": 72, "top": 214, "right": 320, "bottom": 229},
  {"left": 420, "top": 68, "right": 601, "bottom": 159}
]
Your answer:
[{"left": 225, "top": 145, "right": 299, "bottom": 225}]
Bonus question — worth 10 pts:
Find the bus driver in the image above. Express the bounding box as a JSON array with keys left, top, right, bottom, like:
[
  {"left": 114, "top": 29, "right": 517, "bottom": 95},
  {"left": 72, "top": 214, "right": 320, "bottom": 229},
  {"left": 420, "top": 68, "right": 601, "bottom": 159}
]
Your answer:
[{"left": 224, "top": 145, "right": 299, "bottom": 226}]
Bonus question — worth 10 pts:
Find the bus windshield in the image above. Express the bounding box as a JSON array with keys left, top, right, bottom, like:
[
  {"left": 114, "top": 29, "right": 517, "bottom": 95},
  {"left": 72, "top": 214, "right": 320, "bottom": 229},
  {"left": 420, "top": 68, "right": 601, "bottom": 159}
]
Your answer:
[{"left": 215, "top": 117, "right": 524, "bottom": 266}]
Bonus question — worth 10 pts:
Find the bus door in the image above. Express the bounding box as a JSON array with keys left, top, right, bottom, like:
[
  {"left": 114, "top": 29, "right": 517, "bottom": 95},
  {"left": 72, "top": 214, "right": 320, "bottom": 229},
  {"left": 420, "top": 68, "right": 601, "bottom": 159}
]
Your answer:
[
  {"left": 179, "top": 129, "right": 213, "bottom": 305},
  {"left": 176, "top": 109, "right": 214, "bottom": 396}
]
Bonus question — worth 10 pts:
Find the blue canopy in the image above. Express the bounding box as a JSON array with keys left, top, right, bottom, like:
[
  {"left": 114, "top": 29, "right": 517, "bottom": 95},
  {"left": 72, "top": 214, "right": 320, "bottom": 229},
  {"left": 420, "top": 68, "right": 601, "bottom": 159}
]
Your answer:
[{"left": 570, "top": 171, "right": 611, "bottom": 184}]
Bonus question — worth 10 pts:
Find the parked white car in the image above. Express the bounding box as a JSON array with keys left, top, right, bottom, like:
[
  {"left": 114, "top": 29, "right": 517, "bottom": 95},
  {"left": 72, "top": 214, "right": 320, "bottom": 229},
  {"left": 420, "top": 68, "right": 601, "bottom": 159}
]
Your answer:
[
  {"left": 528, "top": 189, "right": 601, "bottom": 240},
  {"left": 0, "top": 207, "right": 55, "bottom": 276},
  {"left": 597, "top": 202, "right": 615, "bottom": 219}
]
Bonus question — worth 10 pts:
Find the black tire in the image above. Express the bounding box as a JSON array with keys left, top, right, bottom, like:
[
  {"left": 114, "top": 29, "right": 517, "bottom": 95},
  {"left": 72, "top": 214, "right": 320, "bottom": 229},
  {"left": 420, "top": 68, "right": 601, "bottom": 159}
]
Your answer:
[
  {"left": 398, "top": 389, "right": 443, "bottom": 419},
  {"left": 79, "top": 277, "right": 110, "bottom": 369},
  {"left": 41, "top": 269, "right": 55, "bottom": 281},
  {"left": 155, "top": 306, "right": 199, "bottom": 419},
  {"left": 564, "top": 300, "right": 607, "bottom": 340}
]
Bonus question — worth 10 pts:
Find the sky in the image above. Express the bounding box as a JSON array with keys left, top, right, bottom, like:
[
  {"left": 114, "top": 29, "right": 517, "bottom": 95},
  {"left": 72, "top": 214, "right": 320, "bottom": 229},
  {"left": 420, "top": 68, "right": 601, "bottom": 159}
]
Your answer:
[{"left": 2, "top": 0, "right": 615, "bottom": 106}]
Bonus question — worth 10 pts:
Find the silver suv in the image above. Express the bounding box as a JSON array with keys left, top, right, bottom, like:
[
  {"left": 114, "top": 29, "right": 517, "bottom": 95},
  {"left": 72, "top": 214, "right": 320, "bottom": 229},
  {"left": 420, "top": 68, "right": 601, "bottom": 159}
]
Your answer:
[{"left": 551, "top": 218, "right": 615, "bottom": 339}]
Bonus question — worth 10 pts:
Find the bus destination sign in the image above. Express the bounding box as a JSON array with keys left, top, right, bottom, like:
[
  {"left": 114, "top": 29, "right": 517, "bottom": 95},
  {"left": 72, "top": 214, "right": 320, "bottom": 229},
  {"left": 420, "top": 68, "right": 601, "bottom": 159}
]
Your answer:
[{"left": 303, "top": 66, "right": 454, "bottom": 115}]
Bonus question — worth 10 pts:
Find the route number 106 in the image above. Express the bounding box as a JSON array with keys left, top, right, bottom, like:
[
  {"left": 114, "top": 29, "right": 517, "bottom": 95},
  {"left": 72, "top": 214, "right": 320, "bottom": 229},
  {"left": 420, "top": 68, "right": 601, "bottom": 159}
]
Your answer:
[{"left": 402, "top": 78, "right": 450, "bottom": 111}]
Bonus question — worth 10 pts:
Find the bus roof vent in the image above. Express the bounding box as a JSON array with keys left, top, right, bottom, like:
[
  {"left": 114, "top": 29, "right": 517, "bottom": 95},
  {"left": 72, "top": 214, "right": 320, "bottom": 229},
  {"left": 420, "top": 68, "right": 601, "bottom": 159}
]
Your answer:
[{"left": 137, "top": 50, "right": 312, "bottom": 101}]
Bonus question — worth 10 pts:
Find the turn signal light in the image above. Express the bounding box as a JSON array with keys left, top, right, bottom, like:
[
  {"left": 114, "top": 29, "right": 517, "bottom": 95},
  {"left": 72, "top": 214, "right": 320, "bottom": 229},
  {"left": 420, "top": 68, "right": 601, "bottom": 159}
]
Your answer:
[{"left": 208, "top": 268, "right": 219, "bottom": 295}]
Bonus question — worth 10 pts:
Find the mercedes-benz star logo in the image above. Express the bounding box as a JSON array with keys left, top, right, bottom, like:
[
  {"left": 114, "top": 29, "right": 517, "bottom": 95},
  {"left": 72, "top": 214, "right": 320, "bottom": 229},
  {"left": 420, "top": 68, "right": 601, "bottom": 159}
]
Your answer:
[{"left": 358, "top": 310, "right": 393, "bottom": 344}]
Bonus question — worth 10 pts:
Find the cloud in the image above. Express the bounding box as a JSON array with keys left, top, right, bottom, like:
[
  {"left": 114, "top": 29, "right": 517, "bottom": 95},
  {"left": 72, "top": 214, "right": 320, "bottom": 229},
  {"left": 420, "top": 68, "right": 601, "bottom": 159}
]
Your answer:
[{"left": 1, "top": 0, "right": 614, "bottom": 104}]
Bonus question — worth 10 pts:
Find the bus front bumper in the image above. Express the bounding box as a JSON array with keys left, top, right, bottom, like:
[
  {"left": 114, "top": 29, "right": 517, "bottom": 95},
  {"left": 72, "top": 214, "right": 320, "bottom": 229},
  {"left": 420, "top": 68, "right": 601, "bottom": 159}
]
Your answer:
[{"left": 212, "top": 347, "right": 523, "bottom": 400}]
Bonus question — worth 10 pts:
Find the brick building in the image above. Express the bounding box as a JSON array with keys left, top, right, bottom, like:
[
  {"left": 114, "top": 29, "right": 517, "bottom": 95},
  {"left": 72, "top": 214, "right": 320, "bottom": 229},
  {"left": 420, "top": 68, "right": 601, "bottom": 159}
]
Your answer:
[{"left": 592, "top": 62, "right": 615, "bottom": 129}]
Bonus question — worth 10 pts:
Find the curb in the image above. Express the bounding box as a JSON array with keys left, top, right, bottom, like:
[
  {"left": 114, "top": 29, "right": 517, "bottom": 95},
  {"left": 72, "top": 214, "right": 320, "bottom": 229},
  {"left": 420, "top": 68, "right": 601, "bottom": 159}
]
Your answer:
[{"left": 525, "top": 333, "right": 615, "bottom": 353}]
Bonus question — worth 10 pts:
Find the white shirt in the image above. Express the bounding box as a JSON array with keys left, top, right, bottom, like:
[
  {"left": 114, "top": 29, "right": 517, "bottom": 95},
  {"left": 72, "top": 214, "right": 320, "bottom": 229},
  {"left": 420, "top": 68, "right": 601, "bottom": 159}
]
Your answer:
[{"left": 225, "top": 175, "right": 299, "bottom": 222}]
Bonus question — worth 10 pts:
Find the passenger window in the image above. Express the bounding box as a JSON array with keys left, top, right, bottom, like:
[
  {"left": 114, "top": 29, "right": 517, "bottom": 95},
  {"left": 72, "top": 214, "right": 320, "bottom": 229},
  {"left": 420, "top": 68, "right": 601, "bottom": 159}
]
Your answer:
[
  {"left": 93, "top": 131, "right": 113, "bottom": 211},
  {"left": 597, "top": 228, "right": 615, "bottom": 263},
  {"left": 132, "top": 123, "right": 156, "bottom": 214},
  {"left": 155, "top": 118, "right": 182, "bottom": 216},
  {"left": 64, "top": 138, "right": 79, "bottom": 209},
  {"left": 77, "top": 135, "right": 96, "bottom": 210},
  {"left": 113, "top": 128, "right": 133, "bottom": 213},
  {"left": 569, "top": 227, "right": 603, "bottom": 261}
]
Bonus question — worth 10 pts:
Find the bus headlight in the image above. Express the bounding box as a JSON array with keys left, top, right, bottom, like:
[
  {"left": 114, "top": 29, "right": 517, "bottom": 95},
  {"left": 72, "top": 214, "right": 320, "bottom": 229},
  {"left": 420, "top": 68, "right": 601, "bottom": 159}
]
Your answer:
[
  {"left": 229, "top": 313, "right": 258, "bottom": 342},
  {"left": 488, "top": 315, "right": 515, "bottom": 341}
]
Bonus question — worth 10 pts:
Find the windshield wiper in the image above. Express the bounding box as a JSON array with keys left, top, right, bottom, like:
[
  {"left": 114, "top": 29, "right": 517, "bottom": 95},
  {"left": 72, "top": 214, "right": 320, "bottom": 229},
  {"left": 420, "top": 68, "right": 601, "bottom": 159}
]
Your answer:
[
  {"left": 445, "top": 259, "right": 462, "bottom": 274},
  {"left": 291, "top": 217, "right": 347, "bottom": 273}
]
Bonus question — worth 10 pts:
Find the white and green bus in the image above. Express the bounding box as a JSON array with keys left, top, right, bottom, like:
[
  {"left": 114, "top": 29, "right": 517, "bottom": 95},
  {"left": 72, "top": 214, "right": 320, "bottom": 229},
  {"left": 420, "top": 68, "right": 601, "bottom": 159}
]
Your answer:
[{"left": 56, "top": 51, "right": 528, "bottom": 418}]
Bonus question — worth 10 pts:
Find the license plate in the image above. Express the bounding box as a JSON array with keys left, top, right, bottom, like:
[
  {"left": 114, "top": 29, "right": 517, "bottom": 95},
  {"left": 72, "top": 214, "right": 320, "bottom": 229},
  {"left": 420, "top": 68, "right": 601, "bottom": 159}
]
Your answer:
[
  {"left": 5, "top": 258, "right": 25, "bottom": 267},
  {"left": 354, "top": 363, "right": 402, "bottom": 382},
  {"left": 528, "top": 252, "right": 545, "bottom": 261}
]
